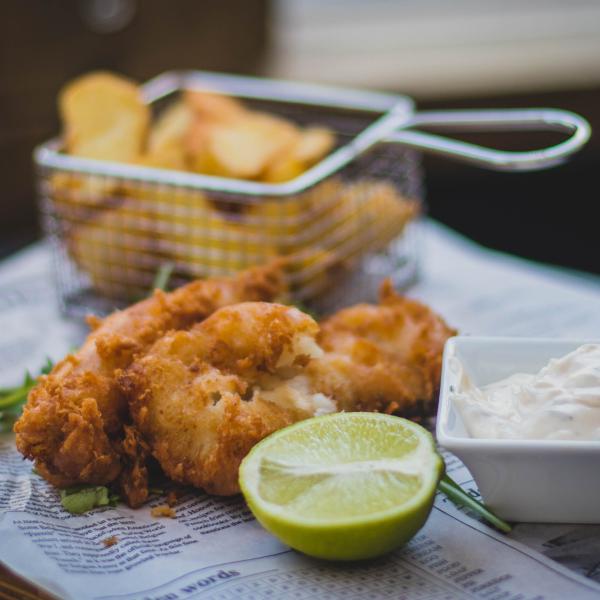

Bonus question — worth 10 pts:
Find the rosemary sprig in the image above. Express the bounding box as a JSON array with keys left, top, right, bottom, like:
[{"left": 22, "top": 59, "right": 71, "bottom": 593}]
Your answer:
[
  {"left": 152, "top": 262, "right": 175, "bottom": 292},
  {"left": 0, "top": 358, "right": 54, "bottom": 412},
  {"left": 438, "top": 474, "right": 512, "bottom": 533}
]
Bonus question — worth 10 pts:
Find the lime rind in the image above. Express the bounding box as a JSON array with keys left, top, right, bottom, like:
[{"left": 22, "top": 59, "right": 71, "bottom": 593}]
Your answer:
[
  {"left": 239, "top": 413, "right": 443, "bottom": 560},
  {"left": 239, "top": 412, "right": 443, "bottom": 530}
]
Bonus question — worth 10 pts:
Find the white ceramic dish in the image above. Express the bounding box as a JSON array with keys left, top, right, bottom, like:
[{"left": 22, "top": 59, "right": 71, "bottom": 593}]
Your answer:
[{"left": 436, "top": 336, "right": 600, "bottom": 523}]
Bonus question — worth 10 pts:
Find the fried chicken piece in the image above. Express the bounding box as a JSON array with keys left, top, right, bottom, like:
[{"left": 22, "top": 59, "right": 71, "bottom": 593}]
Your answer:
[
  {"left": 14, "top": 264, "right": 285, "bottom": 499},
  {"left": 121, "top": 287, "right": 455, "bottom": 497},
  {"left": 308, "top": 280, "right": 456, "bottom": 418},
  {"left": 121, "top": 303, "right": 335, "bottom": 496}
]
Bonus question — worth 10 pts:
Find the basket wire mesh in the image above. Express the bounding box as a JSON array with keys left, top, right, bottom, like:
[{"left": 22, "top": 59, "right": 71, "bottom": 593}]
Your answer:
[{"left": 36, "top": 73, "right": 424, "bottom": 316}]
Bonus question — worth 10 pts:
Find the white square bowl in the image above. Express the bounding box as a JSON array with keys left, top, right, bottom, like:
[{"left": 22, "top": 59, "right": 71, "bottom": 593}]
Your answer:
[{"left": 436, "top": 336, "right": 600, "bottom": 523}]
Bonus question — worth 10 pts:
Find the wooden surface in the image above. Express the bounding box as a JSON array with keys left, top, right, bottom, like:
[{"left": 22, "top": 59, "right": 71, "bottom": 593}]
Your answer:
[{"left": 0, "top": 564, "right": 53, "bottom": 599}]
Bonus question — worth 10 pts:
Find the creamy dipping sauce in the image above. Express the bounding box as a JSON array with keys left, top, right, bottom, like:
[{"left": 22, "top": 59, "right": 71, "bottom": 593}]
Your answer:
[{"left": 452, "top": 344, "right": 600, "bottom": 441}]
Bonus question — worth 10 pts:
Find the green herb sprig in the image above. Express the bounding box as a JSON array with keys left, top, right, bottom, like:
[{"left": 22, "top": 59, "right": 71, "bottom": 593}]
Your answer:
[
  {"left": 0, "top": 358, "right": 54, "bottom": 431},
  {"left": 438, "top": 474, "right": 511, "bottom": 533},
  {"left": 60, "top": 486, "right": 120, "bottom": 514},
  {"left": 152, "top": 262, "right": 175, "bottom": 292}
]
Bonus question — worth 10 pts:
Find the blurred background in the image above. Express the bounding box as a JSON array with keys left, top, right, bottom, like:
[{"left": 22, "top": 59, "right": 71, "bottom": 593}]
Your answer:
[{"left": 1, "top": 0, "right": 599, "bottom": 273}]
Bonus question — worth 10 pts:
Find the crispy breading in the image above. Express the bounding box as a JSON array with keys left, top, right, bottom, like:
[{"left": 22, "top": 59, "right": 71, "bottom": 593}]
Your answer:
[
  {"left": 120, "top": 287, "right": 455, "bottom": 497},
  {"left": 14, "top": 264, "right": 286, "bottom": 505},
  {"left": 307, "top": 280, "right": 457, "bottom": 418},
  {"left": 16, "top": 268, "right": 454, "bottom": 505},
  {"left": 151, "top": 505, "right": 177, "bottom": 518},
  {"left": 121, "top": 303, "right": 329, "bottom": 496}
]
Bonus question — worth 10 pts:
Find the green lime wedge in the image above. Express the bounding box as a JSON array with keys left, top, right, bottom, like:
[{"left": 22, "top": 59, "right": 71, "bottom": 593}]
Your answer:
[{"left": 239, "top": 412, "right": 443, "bottom": 560}]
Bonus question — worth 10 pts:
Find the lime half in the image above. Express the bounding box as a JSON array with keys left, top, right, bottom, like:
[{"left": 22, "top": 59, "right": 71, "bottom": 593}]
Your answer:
[{"left": 239, "top": 412, "right": 443, "bottom": 560}]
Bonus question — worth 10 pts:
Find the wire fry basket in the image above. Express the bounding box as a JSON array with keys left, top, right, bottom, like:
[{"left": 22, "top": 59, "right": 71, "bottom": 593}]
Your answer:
[{"left": 35, "top": 71, "right": 590, "bottom": 316}]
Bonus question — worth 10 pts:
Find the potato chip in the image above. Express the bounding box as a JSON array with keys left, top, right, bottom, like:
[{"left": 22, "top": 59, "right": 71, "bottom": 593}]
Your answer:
[
  {"left": 184, "top": 89, "right": 247, "bottom": 123},
  {"left": 59, "top": 71, "right": 149, "bottom": 162},
  {"left": 294, "top": 127, "right": 335, "bottom": 165},
  {"left": 262, "top": 127, "right": 334, "bottom": 182},
  {"left": 262, "top": 155, "right": 306, "bottom": 183},
  {"left": 185, "top": 120, "right": 229, "bottom": 176},
  {"left": 137, "top": 187, "right": 280, "bottom": 278},
  {"left": 57, "top": 72, "right": 421, "bottom": 303},
  {"left": 50, "top": 172, "right": 123, "bottom": 211},
  {"left": 206, "top": 113, "right": 300, "bottom": 179},
  {"left": 332, "top": 180, "right": 420, "bottom": 255},
  {"left": 68, "top": 199, "right": 165, "bottom": 298},
  {"left": 142, "top": 101, "right": 194, "bottom": 169}
]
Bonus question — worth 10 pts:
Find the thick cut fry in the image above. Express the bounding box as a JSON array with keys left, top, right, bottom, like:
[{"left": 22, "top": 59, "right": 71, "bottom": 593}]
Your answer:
[
  {"left": 50, "top": 172, "right": 126, "bottom": 214},
  {"left": 185, "top": 119, "right": 228, "bottom": 177},
  {"left": 57, "top": 71, "right": 338, "bottom": 185},
  {"left": 184, "top": 89, "right": 248, "bottom": 123},
  {"left": 59, "top": 72, "right": 149, "bottom": 162},
  {"left": 142, "top": 101, "right": 194, "bottom": 170},
  {"left": 261, "top": 126, "right": 334, "bottom": 183},
  {"left": 334, "top": 180, "right": 421, "bottom": 254},
  {"left": 67, "top": 198, "right": 166, "bottom": 300},
  {"left": 14, "top": 263, "right": 286, "bottom": 505},
  {"left": 183, "top": 89, "right": 249, "bottom": 174},
  {"left": 206, "top": 114, "right": 300, "bottom": 179},
  {"left": 294, "top": 127, "right": 335, "bottom": 165},
  {"left": 262, "top": 154, "right": 306, "bottom": 183},
  {"left": 183, "top": 87, "right": 302, "bottom": 179}
]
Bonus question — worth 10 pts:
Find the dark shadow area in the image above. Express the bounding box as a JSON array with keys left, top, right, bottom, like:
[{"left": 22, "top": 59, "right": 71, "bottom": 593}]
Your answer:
[{"left": 419, "top": 87, "right": 599, "bottom": 275}]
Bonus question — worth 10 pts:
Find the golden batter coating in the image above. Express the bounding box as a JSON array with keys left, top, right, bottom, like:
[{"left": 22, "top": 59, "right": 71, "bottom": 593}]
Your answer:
[
  {"left": 14, "top": 263, "right": 285, "bottom": 502},
  {"left": 308, "top": 280, "right": 456, "bottom": 418},
  {"left": 16, "top": 270, "right": 455, "bottom": 505},
  {"left": 120, "top": 303, "right": 329, "bottom": 496},
  {"left": 119, "top": 283, "right": 455, "bottom": 497}
]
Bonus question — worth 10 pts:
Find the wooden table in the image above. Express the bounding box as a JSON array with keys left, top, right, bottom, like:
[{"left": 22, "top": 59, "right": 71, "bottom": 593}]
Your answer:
[{"left": 0, "top": 564, "right": 53, "bottom": 599}]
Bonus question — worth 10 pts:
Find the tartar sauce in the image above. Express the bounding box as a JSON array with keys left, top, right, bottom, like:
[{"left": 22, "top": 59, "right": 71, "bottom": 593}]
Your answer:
[{"left": 452, "top": 344, "right": 600, "bottom": 441}]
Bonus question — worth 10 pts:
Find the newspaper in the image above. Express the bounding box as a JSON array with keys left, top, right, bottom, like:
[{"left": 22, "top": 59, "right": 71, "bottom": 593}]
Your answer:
[{"left": 1, "top": 219, "right": 600, "bottom": 600}]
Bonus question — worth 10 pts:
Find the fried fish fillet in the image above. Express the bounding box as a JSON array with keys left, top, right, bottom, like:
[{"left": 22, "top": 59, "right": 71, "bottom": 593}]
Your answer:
[
  {"left": 120, "top": 284, "right": 455, "bottom": 497},
  {"left": 308, "top": 280, "right": 456, "bottom": 418},
  {"left": 121, "top": 303, "right": 334, "bottom": 496},
  {"left": 14, "top": 263, "right": 285, "bottom": 502}
]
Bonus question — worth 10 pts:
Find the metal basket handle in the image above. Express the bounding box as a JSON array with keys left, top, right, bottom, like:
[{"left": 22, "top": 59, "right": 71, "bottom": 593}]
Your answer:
[{"left": 386, "top": 109, "right": 591, "bottom": 171}]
